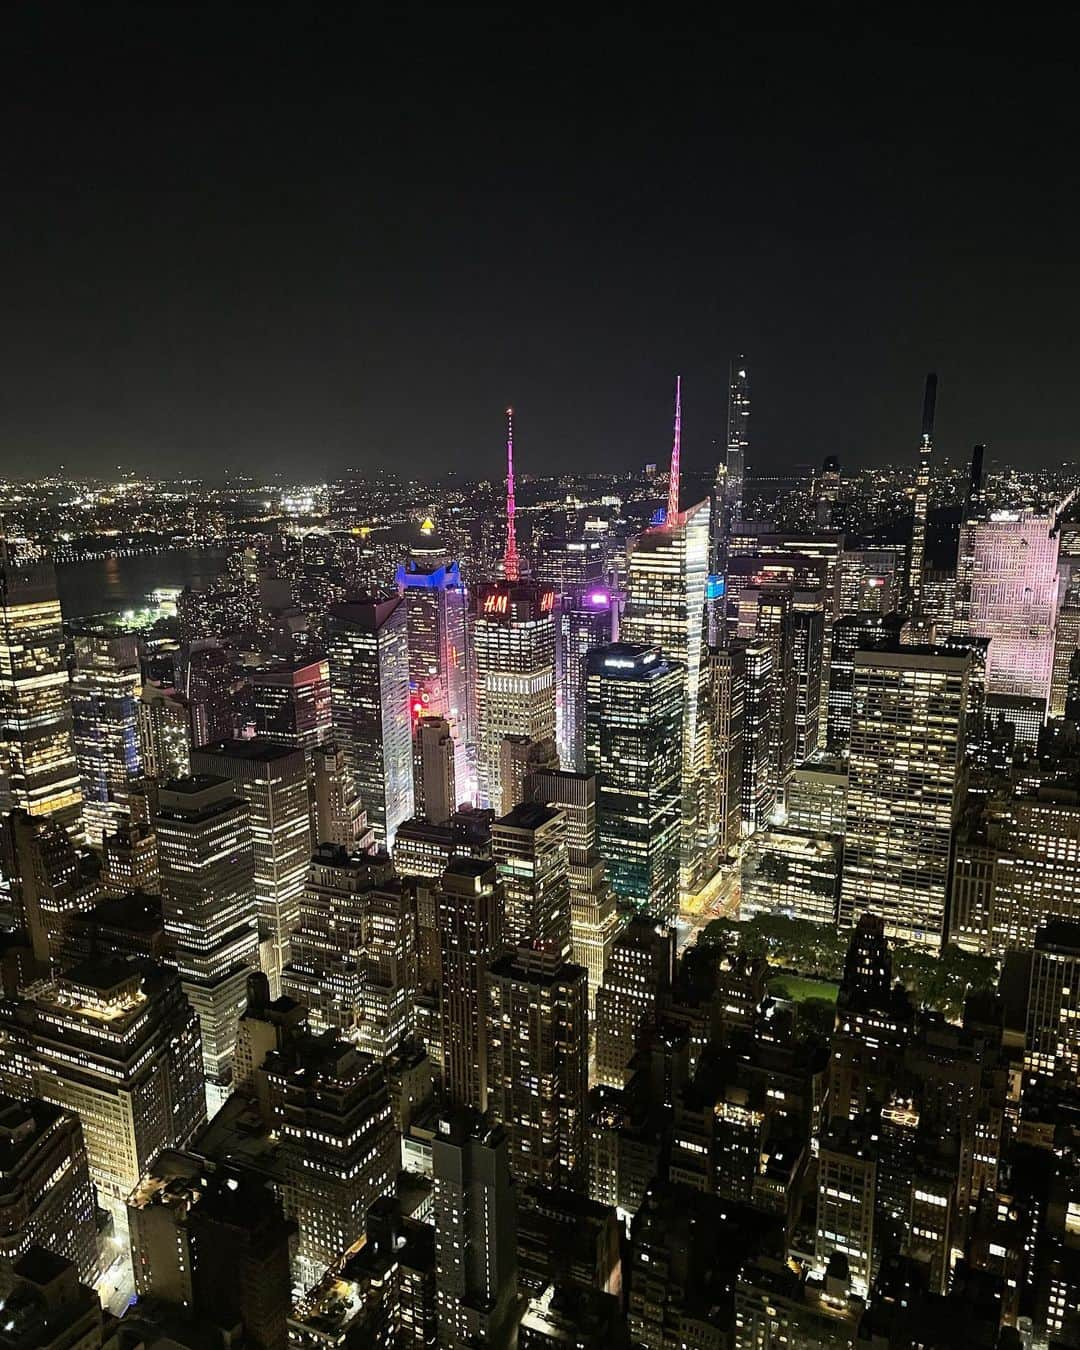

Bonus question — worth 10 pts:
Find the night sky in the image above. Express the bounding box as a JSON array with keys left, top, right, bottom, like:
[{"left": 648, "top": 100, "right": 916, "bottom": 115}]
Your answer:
[{"left": 3, "top": 9, "right": 1078, "bottom": 481}]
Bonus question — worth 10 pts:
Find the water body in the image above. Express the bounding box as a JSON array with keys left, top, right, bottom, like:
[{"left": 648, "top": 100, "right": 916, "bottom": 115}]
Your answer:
[{"left": 56, "top": 549, "right": 229, "bottom": 620}]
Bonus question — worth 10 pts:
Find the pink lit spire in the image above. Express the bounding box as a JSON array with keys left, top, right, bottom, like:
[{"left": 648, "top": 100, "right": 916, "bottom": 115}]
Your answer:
[
  {"left": 666, "top": 375, "right": 682, "bottom": 524},
  {"left": 503, "top": 406, "right": 520, "bottom": 581}
]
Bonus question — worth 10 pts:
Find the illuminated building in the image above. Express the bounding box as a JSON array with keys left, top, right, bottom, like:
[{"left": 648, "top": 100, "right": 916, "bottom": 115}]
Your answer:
[
  {"left": 740, "top": 827, "right": 841, "bottom": 925},
  {"left": 360, "top": 869, "right": 418, "bottom": 1060},
  {"left": 722, "top": 358, "right": 750, "bottom": 540},
  {"left": 814, "top": 1119, "right": 877, "bottom": 1296},
  {"left": 0, "top": 557, "right": 82, "bottom": 835},
  {"left": 101, "top": 818, "right": 159, "bottom": 895},
  {"left": 250, "top": 657, "right": 332, "bottom": 752},
  {"left": 414, "top": 714, "right": 456, "bottom": 824},
  {"left": 327, "top": 595, "right": 414, "bottom": 847},
  {"left": 498, "top": 733, "right": 557, "bottom": 815},
  {"left": 1025, "top": 919, "right": 1080, "bottom": 1085},
  {"left": 0, "top": 1249, "right": 112, "bottom": 1350},
  {"left": 437, "top": 859, "right": 505, "bottom": 1113},
  {"left": 786, "top": 756, "right": 848, "bottom": 836},
  {"left": 60, "top": 891, "right": 168, "bottom": 967},
  {"left": 839, "top": 645, "right": 969, "bottom": 946},
  {"left": 266, "top": 1033, "right": 396, "bottom": 1287},
  {"left": 396, "top": 554, "right": 472, "bottom": 801},
  {"left": 704, "top": 645, "right": 744, "bottom": 863},
  {"left": 791, "top": 607, "right": 824, "bottom": 764},
  {"left": 838, "top": 548, "right": 901, "bottom": 617},
  {"left": 0, "top": 1094, "right": 98, "bottom": 1283},
  {"left": 0, "top": 809, "right": 101, "bottom": 969},
  {"left": 433, "top": 1110, "right": 519, "bottom": 1350},
  {"left": 741, "top": 639, "right": 776, "bottom": 832},
  {"left": 530, "top": 768, "right": 621, "bottom": 1015},
  {"left": 471, "top": 580, "right": 556, "bottom": 813},
  {"left": 621, "top": 495, "right": 712, "bottom": 892},
  {"left": 902, "top": 373, "right": 937, "bottom": 626},
  {"left": 182, "top": 641, "right": 234, "bottom": 747},
  {"left": 136, "top": 682, "right": 191, "bottom": 781},
  {"left": 191, "top": 738, "right": 312, "bottom": 999},
  {"left": 487, "top": 945, "right": 588, "bottom": 1188},
  {"left": 154, "top": 774, "right": 258, "bottom": 1104},
  {"left": 392, "top": 810, "right": 492, "bottom": 883},
  {"left": 594, "top": 917, "right": 675, "bottom": 1088},
  {"left": 491, "top": 802, "right": 572, "bottom": 957},
  {"left": 734, "top": 1255, "right": 864, "bottom": 1350},
  {"left": 71, "top": 634, "right": 142, "bottom": 847},
  {"left": 826, "top": 613, "right": 902, "bottom": 754},
  {"left": 584, "top": 644, "right": 682, "bottom": 920},
  {"left": 28, "top": 957, "right": 206, "bottom": 1202},
  {"left": 311, "top": 741, "right": 372, "bottom": 851},
  {"left": 556, "top": 585, "right": 616, "bottom": 772},
  {"left": 954, "top": 506, "right": 1061, "bottom": 706},
  {"left": 1050, "top": 574, "right": 1080, "bottom": 718}
]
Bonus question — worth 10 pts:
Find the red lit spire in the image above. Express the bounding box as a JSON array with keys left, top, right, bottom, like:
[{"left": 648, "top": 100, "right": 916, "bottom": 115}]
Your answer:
[
  {"left": 667, "top": 375, "right": 682, "bottom": 524},
  {"left": 503, "top": 406, "right": 519, "bottom": 581}
]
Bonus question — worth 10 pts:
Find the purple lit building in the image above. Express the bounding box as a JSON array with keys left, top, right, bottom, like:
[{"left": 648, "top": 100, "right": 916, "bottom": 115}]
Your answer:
[{"left": 556, "top": 586, "right": 618, "bottom": 772}]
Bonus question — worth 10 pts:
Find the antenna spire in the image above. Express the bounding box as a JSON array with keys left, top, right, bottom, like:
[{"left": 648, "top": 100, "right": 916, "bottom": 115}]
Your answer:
[
  {"left": 667, "top": 375, "right": 682, "bottom": 524},
  {"left": 503, "top": 406, "right": 519, "bottom": 581}
]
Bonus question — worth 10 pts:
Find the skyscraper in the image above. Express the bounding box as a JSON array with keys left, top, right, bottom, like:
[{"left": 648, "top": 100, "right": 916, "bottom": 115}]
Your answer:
[
  {"left": 0, "top": 810, "right": 101, "bottom": 969},
  {"left": 137, "top": 682, "right": 192, "bottom": 782},
  {"left": 556, "top": 586, "right": 616, "bottom": 772},
  {"left": 1024, "top": 919, "right": 1080, "bottom": 1085},
  {"left": 182, "top": 641, "right": 234, "bottom": 747},
  {"left": 396, "top": 553, "right": 472, "bottom": 801},
  {"left": 471, "top": 580, "right": 556, "bottom": 813},
  {"left": 311, "top": 741, "right": 372, "bottom": 850},
  {"left": 327, "top": 595, "right": 415, "bottom": 847},
  {"left": 154, "top": 774, "right": 258, "bottom": 1104},
  {"left": 584, "top": 644, "right": 683, "bottom": 921},
  {"left": 704, "top": 644, "right": 745, "bottom": 862},
  {"left": 437, "top": 859, "right": 506, "bottom": 1113},
  {"left": 903, "top": 372, "right": 937, "bottom": 626},
  {"left": 71, "top": 634, "right": 142, "bottom": 847},
  {"left": 433, "top": 1110, "right": 519, "bottom": 1350},
  {"left": 839, "top": 644, "right": 969, "bottom": 945},
  {"left": 413, "top": 714, "right": 456, "bottom": 824},
  {"left": 491, "top": 802, "right": 572, "bottom": 958},
  {"left": 826, "top": 613, "right": 903, "bottom": 754},
  {"left": 740, "top": 639, "right": 776, "bottom": 833},
  {"left": 0, "top": 556, "right": 82, "bottom": 835},
  {"left": 594, "top": 916, "right": 676, "bottom": 1088},
  {"left": 250, "top": 657, "right": 332, "bottom": 752}
]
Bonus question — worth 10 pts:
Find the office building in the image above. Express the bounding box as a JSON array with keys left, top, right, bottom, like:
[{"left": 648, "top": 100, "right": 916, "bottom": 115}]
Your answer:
[
  {"left": 438, "top": 859, "right": 506, "bottom": 1113},
  {"left": 413, "top": 714, "right": 456, "bottom": 824},
  {"left": 584, "top": 644, "right": 683, "bottom": 921},
  {"left": 101, "top": 818, "right": 159, "bottom": 895},
  {"left": 251, "top": 657, "right": 332, "bottom": 751},
  {"left": 491, "top": 802, "right": 572, "bottom": 958},
  {"left": 704, "top": 643, "right": 745, "bottom": 861},
  {"left": 839, "top": 645, "right": 969, "bottom": 945},
  {"left": 267, "top": 1033, "right": 397, "bottom": 1287},
  {"left": 1025, "top": 919, "right": 1080, "bottom": 1085},
  {"left": 311, "top": 740, "right": 372, "bottom": 851},
  {"left": 815, "top": 1119, "right": 877, "bottom": 1296},
  {"left": 433, "top": 1110, "right": 519, "bottom": 1350},
  {"left": 594, "top": 917, "right": 675, "bottom": 1088},
  {"left": 499, "top": 733, "right": 558, "bottom": 815},
  {"left": 487, "top": 945, "right": 589, "bottom": 1187},
  {"left": 154, "top": 774, "right": 258, "bottom": 1101},
  {"left": 0, "top": 1095, "right": 98, "bottom": 1283},
  {"left": 621, "top": 495, "right": 712, "bottom": 892},
  {"left": 826, "top": 613, "right": 903, "bottom": 754},
  {"left": 182, "top": 641, "right": 234, "bottom": 747},
  {"left": 741, "top": 639, "right": 776, "bottom": 833},
  {"left": 556, "top": 585, "right": 616, "bottom": 772},
  {"left": 954, "top": 506, "right": 1061, "bottom": 705},
  {"left": 0, "top": 810, "right": 101, "bottom": 969},
  {"left": 359, "top": 871, "right": 418, "bottom": 1060},
  {"left": 471, "top": 579, "right": 557, "bottom": 813},
  {"left": 786, "top": 756, "right": 848, "bottom": 835},
  {"left": 741, "top": 826, "right": 841, "bottom": 925},
  {"left": 327, "top": 595, "right": 414, "bottom": 847},
  {"left": 0, "top": 557, "right": 82, "bottom": 835},
  {"left": 71, "top": 634, "right": 142, "bottom": 847},
  {"left": 61, "top": 891, "right": 167, "bottom": 967},
  {"left": 28, "top": 957, "right": 206, "bottom": 1202},
  {"left": 192, "top": 738, "right": 312, "bottom": 998},
  {"left": 530, "top": 768, "right": 621, "bottom": 1014},
  {"left": 903, "top": 373, "right": 937, "bottom": 626},
  {"left": 0, "top": 1249, "right": 113, "bottom": 1350},
  {"left": 136, "top": 682, "right": 192, "bottom": 781}
]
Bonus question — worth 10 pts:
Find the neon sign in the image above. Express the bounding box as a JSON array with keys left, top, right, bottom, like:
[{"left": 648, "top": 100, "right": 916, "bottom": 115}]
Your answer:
[{"left": 482, "top": 593, "right": 509, "bottom": 616}]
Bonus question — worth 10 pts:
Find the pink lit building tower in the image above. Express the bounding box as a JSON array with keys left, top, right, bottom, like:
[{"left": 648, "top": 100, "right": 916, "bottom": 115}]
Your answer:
[{"left": 503, "top": 406, "right": 519, "bottom": 582}]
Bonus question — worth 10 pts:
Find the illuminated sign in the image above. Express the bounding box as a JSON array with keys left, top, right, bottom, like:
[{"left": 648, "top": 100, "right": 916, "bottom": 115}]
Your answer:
[
  {"left": 540, "top": 589, "right": 555, "bottom": 614},
  {"left": 482, "top": 593, "right": 509, "bottom": 616}
]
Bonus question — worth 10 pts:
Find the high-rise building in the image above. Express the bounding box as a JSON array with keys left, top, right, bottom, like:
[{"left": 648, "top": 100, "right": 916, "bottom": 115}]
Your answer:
[
  {"left": 413, "top": 715, "right": 456, "bottom": 824},
  {"left": 101, "top": 818, "right": 159, "bottom": 896},
  {"left": 902, "top": 373, "right": 937, "bottom": 626},
  {"left": 327, "top": 595, "right": 414, "bottom": 847},
  {"left": 136, "top": 682, "right": 192, "bottom": 781},
  {"left": 953, "top": 506, "right": 1061, "bottom": 706},
  {"left": 396, "top": 554, "right": 472, "bottom": 802},
  {"left": 0, "top": 557, "right": 82, "bottom": 835},
  {"left": 839, "top": 645, "right": 969, "bottom": 946},
  {"left": 621, "top": 497, "right": 712, "bottom": 892},
  {"left": 556, "top": 586, "right": 617, "bottom": 772},
  {"left": 741, "top": 639, "right": 776, "bottom": 833},
  {"left": 826, "top": 613, "right": 903, "bottom": 754},
  {"left": 266, "top": 1033, "right": 397, "bottom": 1287},
  {"left": 814, "top": 1119, "right": 877, "bottom": 1296},
  {"left": 725, "top": 358, "right": 750, "bottom": 533},
  {"left": 1025, "top": 919, "right": 1080, "bottom": 1086},
  {"left": 471, "top": 580, "right": 557, "bottom": 813},
  {"left": 487, "top": 945, "right": 589, "bottom": 1188},
  {"left": 530, "top": 768, "right": 621, "bottom": 1015},
  {"left": 182, "top": 641, "right": 234, "bottom": 747},
  {"left": 584, "top": 644, "right": 683, "bottom": 920},
  {"left": 359, "top": 870, "right": 418, "bottom": 1061},
  {"left": 27, "top": 957, "right": 206, "bottom": 1203},
  {"left": 753, "top": 589, "right": 798, "bottom": 794},
  {"left": 191, "top": 739, "right": 312, "bottom": 999},
  {"left": 703, "top": 645, "right": 745, "bottom": 863},
  {"left": 594, "top": 916, "right": 675, "bottom": 1088},
  {"left": 0, "top": 1094, "right": 98, "bottom": 1283},
  {"left": 438, "top": 859, "right": 506, "bottom": 1113},
  {"left": 498, "top": 734, "right": 558, "bottom": 816},
  {"left": 0, "top": 810, "right": 101, "bottom": 969},
  {"left": 154, "top": 775, "right": 258, "bottom": 1103},
  {"left": 0, "top": 1249, "right": 113, "bottom": 1350},
  {"left": 491, "top": 802, "right": 572, "bottom": 958},
  {"left": 1049, "top": 574, "right": 1080, "bottom": 719},
  {"left": 311, "top": 741, "right": 372, "bottom": 851},
  {"left": 71, "top": 634, "right": 142, "bottom": 847},
  {"left": 432, "top": 1110, "right": 519, "bottom": 1350},
  {"left": 250, "top": 657, "right": 332, "bottom": 752}
]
